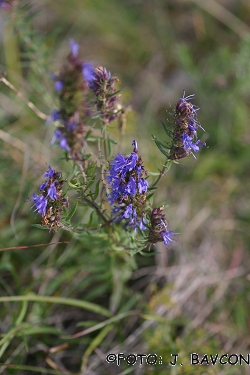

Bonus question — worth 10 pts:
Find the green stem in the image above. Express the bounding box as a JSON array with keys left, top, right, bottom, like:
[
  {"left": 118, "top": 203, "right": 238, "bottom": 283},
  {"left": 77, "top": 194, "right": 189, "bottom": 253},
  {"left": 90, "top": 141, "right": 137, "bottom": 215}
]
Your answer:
[
  {"left": 151, "top": 159, "right": 172, "bottom": 187},
  {"left": 102, "top": 123, "right": 109, "bottom": 162}
]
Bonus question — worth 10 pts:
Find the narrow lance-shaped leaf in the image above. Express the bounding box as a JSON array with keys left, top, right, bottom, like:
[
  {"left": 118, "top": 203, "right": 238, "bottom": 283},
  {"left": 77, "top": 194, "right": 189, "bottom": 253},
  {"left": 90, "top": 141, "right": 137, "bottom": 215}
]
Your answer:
[
  {"left": 160, "top": 119, "right": 173, "bottom": 138},
  {"left": 65, "top": 202, "right": 78, "bottom": 221},
  {"left": 152, "top": 134, "right": 169, "bottom": 157}
]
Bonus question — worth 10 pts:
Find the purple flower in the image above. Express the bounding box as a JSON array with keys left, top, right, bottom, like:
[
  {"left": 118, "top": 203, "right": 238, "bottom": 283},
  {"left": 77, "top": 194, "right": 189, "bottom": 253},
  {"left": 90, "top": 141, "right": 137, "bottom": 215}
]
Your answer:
[
  {"left": 69, "top": 39, "right": 79, "bottom": 57},
  {"left": 39, "top": 182, "right": 47, "bottom": 192},
  {"left": 126, "top": 177, "right": 136, "bottom": 195},
  {"left": 47, "top": 182, "right": 57, "bottom": 199},
  {"left": 123, "top": 204, "right": 133, "bottom": 219},
  {"left": 44, "top": 165, "right": 56, "bottom": 178},
  {"left": 126, "top": 153, "right": 138, "bottom": 172},
  {"left": 161, "top": 230, "right": 174, "bottom": 246},
  {"left": 54, "top": 80, "right": 64, "bottom": 92},
  {"left": 138, "top": 218, "right": 147, "bottom": 231},
  {"left": 51, "top": 110, "right": 61, "bottom": 121},
  {"left": 82, "top": 63, "right": 95, "bottom": 83},
  {"left": 31, "top": 194, "right": 48, "bottom": 216},
  {"left": 59, "top": 137, "right": 71, "bottom": 152},
  {"left": 30, "top": 166, "right": 69, "bottom": 231},
  {"left": 109, "top": 153, "right": 128, "bottom": 177},
  {"left": 127, "top": 208, "right": 139, "bottom": 228},
  {"left": 138, "top": 178, "right": 148, "bottom": 194},
  {"left": 107, "top": 140, "right": 148, "bottom": 230},
  {"left": 182, "top": 133, "right": 202, "bottom": 153},
  {"left": 188, "top": 118, "right": 198, "bottom": 134},
  {"left": 65, "top": 122, "right": 77, "bottom": 131},
  {"left": 51, "top": 129, "right": 71, "bottom": 152},
  {"left": 108, "top": 192, "right": 120, "bottom": 206}
]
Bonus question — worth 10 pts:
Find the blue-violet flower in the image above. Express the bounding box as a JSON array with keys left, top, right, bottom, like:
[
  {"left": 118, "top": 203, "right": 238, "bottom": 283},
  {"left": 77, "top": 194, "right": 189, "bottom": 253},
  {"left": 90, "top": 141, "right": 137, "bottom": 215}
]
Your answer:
[
  {"left": 30, "top": 166, "right": 69, "bottom": 231},
  {"left": 106, "top": 140, "right": 148, "bottom": 230}
]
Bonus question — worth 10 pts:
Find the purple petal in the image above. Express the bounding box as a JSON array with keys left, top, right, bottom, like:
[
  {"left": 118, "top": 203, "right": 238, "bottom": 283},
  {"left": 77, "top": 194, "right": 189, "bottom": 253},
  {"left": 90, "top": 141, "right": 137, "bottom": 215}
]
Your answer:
[
  {"left": 161, "top": 230, "right": 174, "bottom": 246},
  {"left": 54, "top": 81, "right": 64, "bottom": 92},
  {"left": 138, "top": 218, "right": 147, "bottom": 230},
  {"left": 31, "top": 194, "right": 47, "bottom": 216},
  {"left": 59, "top": 138, "right": 71, "bottom": 152},
  {"left": 138, "top": 178, "right": 148, "bottom": 194},
  {"left": 69, "top": 39, "right": 79, "bottom": 57},
  {"left": 44, "top": 165, "right": 55, "bottom": 178},
  {"left": 82, "top": 62, "right": 95, "bottom": 83},
  {"left": 127, "top": 176, "right": 136, "bottom": 195},
  {"left": 123, "top": 204, "right": 133, "bottom": 219},
  {"left": 39, "top": 182, "right": 47, "bottom": 192},
  {"left": 126, "top": 153, "right": 138, "bottom": 172},
  {"left": 47, "top": 182, "right": 57, "bottom": 199}
]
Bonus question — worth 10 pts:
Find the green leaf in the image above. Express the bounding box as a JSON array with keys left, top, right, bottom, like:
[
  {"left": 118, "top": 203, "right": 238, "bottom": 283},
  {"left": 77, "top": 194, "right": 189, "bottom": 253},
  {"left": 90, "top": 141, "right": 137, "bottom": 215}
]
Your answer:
[
  {"left": 147, "top": 186, "right": 157, "bottom": 190},
  {"left": 107, "top": 138, "right": 118, "bottom": 145},
  {"left": 93, "top": 180, "right": 100, "bottom": 200},
  {"left": 65, "top": 202, "right": 78, "bottom": 221},
  {"left": 147, "top": 171, "right": 162, "bottom": 176},
  {"left": 77, "top": 320, "right": 99, "bottom": 328},
  {"left": 0, "top": 294, "right": 111, "bottom": 317},
  {"left": 67, "top": 164, "right": 78, "bottom": 181},
  {"left": 139, "top": 251, "right": 156, "bottom": 257},
  {"left": 82, "top": 325, "right": 113, "bottom": 369},
  {"left": 31, "top": 224, "right": 49, "bottom": 230},
  {"left": 73, "top": 311, "right": 138, "bottom": 337},
  {"left": 85, "top": 129, "right": 92, "bottom": 140},
  {"left": 152, "top": 135, "right": 168, "bottom": 150},
  {"left": 152, "top": 135, "right": 169, "bottom": 157},
  {"left": 88, "top": 210, "right": 96, "bottom": 227},
  {"left": 160, "top": 119, "right": 173, "bottom": 138},
  {"left": 17, "top": 326, "right": 60, "bottom": 336},
  {"left": 146, "top": 192, "right": 155, "bottom": 201},
  {"left": 108, "top": 89, "right": 121, "bottom": 98}
]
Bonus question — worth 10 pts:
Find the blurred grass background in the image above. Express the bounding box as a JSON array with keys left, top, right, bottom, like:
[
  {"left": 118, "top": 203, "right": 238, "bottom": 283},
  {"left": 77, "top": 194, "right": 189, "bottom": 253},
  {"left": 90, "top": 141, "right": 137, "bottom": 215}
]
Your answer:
[{"left": 1, "top": 0, "right": 250, "bottom": 374}]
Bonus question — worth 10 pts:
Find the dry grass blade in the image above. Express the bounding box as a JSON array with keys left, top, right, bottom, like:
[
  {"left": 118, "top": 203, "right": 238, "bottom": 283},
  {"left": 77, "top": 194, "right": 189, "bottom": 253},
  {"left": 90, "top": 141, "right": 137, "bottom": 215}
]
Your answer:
[{"left": 187, "top": 0, "right": 250, "bottom": 38}]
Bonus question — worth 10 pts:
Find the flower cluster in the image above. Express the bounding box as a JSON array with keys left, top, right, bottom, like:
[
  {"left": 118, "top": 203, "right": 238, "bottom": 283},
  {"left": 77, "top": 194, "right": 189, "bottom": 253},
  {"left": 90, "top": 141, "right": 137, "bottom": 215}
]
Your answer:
[
  {"left": 91, "top": 66, "right": 121, "bottom": 124},
  {"left": 51, "top": 39, "right": 94, "bottom": 160},
  {"left": 148, "top": 206, "right": 174, "bottom": 246},
  {"left": 169, "top": 93, "right": 206, "bottom": 160},
  {"left": 106, "top": 140, "right": 148, "bottom": 230},
  {"left": 31, "top": 166, "right": 69, "bottom": 231}
]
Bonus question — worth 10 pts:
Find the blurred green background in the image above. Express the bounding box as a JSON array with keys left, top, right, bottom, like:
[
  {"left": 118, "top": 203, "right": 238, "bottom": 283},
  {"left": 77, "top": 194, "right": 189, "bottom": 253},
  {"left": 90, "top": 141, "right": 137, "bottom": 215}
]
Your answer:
[{"left": 1, "top": 0, "right": 250, "bottom": 374}]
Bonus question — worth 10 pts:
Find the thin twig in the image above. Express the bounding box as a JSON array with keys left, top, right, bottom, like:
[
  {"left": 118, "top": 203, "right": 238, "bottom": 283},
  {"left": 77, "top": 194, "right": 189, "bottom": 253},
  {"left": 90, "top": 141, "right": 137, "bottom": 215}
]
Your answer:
[
  {"left": 82, "top": 195, "right": 110, "bottom": 225},
  {"left": 0, "top": 242, "right": 69, "bottom": 252},
  {"left": 0, "top": 76, "right": 48, "bottom": 120}
]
